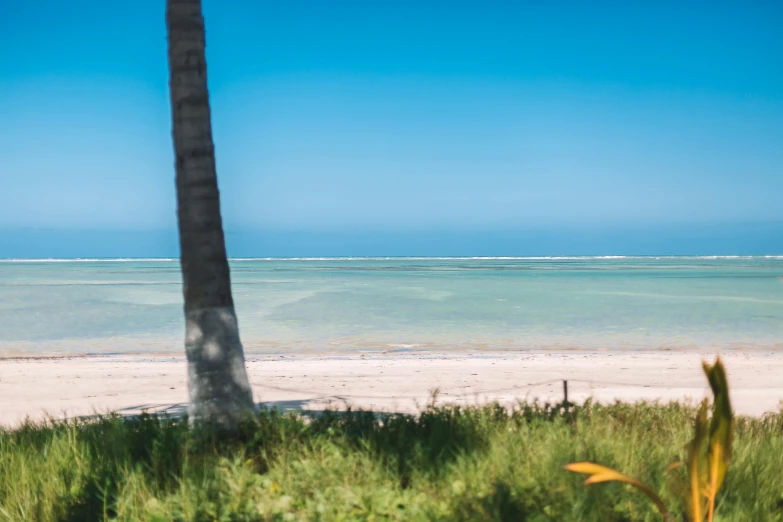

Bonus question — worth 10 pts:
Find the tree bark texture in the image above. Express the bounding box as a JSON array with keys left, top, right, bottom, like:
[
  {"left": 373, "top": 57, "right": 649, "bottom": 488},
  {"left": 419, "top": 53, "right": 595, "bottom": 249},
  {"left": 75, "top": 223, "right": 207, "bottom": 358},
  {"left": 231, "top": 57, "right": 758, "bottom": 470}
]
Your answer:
[{"left": 166, "top": 0, "right": 255, "bottom": 428}]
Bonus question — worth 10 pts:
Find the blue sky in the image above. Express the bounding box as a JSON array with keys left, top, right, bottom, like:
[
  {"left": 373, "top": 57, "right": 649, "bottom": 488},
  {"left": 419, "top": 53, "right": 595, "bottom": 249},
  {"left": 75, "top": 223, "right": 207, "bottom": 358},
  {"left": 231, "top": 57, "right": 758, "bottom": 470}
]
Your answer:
[{"left": 1, "top": 1, "right": 782, "bottom": 256}]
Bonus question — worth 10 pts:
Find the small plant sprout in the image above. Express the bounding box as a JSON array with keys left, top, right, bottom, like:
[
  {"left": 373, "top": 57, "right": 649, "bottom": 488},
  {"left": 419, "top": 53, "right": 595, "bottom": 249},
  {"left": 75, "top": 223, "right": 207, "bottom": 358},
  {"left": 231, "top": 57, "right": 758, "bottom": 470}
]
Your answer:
[{"left": 565, "top": 357, "right": 733, "bottom": 522}]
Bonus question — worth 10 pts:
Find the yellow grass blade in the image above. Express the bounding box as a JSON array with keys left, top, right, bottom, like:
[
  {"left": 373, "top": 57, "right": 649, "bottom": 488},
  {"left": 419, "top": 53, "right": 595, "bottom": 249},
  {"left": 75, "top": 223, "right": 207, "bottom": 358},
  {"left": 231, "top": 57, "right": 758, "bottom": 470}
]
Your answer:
[
  {"left": 664, "top": 461, "right": 684, "bottom": 472},
  {"left": 703, "top": 357, "right": 733, "bottom": 522},
  {"left": 687, "top": 400, "right": 708, "bottom": 522},
  {"left": 565, "top": 461, "right": 670, "bottom": 518}
]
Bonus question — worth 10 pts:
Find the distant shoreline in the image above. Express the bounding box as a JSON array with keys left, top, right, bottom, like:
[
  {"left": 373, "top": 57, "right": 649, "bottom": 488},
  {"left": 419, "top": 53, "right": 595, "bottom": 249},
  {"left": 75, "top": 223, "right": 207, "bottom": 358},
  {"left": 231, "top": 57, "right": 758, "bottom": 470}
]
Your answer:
[
  {"left": 2, "top": 254, "right": 783, "bottom": 262},
  {"left": 3, "top": 343, "right": 782, "bottom": 362}
]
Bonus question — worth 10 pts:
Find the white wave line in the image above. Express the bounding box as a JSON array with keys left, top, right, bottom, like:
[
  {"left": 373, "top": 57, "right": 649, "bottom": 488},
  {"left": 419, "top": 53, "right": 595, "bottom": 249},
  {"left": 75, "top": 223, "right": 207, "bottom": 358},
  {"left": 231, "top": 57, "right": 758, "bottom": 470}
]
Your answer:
[{"left": 1, "top": 255, "right": 782, "bottom": 263}]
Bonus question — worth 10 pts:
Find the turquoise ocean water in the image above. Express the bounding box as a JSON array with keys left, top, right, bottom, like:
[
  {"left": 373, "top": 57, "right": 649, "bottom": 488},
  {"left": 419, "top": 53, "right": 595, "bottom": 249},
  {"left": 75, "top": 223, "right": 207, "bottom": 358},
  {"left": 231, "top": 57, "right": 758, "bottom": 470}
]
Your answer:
[{"left": 1, "top": 257, "right": 782, "bottom": 356}]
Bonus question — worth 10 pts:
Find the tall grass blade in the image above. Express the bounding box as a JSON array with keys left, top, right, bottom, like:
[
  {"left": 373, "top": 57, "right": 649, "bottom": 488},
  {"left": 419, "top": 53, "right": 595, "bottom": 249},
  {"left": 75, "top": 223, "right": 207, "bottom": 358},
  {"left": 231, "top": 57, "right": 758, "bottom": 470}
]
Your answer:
[
  {"left": 564, "top": 462, "right": 670, "bottom": 518},
  {"left": 703, "top": 358, "right": 733, "bottom": 522},
  {"left": 687, "top": 401, "right": 708, "bottom": 522}
]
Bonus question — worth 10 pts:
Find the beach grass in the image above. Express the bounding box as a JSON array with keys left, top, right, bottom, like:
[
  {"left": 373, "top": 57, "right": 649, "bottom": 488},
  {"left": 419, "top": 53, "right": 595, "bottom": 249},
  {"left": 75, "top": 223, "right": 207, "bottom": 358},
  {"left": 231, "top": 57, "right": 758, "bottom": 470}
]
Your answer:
[{"left": 1, "top": 400, "right": 783, "bottom": 521}]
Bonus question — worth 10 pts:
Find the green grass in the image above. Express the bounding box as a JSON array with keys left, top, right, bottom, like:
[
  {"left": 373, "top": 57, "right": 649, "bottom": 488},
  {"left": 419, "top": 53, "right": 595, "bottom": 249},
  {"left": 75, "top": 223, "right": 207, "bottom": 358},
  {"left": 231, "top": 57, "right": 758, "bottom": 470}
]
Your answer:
[{"left": 2, "top": 400, "right": 783, "bottom": 521}]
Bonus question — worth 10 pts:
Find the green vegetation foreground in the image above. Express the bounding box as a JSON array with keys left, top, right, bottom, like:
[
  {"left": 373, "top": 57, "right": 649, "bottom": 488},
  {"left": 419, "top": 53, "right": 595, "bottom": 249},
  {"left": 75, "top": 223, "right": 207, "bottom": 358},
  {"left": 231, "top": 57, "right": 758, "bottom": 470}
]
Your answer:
[{"left": 2, "top": 401, "right": 783, "bottom": 521}]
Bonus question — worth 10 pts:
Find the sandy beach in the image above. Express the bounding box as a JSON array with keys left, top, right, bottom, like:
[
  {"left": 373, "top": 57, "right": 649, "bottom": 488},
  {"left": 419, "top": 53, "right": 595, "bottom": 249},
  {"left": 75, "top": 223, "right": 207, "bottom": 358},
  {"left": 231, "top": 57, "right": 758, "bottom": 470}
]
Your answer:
[{"left": 2, "top": 350, "right": 781, "bottom": 427}]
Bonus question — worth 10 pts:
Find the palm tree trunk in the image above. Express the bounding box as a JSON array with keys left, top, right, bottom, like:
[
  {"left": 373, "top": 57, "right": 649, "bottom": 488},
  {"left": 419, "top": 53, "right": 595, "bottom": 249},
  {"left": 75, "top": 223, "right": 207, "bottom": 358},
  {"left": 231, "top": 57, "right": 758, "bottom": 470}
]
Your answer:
[{"left": 166, "top": 0, "right": 254, "bottom": 428}]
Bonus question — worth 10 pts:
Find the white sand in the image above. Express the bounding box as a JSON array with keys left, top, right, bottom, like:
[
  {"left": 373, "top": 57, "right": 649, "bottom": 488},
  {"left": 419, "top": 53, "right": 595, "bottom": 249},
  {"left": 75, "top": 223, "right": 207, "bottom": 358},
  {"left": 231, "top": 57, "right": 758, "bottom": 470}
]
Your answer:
[{"left": 1, "top": 351, "right": 782, "bottom": 427}]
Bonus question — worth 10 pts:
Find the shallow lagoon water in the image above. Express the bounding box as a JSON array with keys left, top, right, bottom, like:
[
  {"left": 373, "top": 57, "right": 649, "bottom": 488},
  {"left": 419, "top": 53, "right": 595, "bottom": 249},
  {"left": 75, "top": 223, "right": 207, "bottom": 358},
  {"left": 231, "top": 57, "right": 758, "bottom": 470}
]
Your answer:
[{"left": 1, "top": 257, "right": 782, "bottom": 356}]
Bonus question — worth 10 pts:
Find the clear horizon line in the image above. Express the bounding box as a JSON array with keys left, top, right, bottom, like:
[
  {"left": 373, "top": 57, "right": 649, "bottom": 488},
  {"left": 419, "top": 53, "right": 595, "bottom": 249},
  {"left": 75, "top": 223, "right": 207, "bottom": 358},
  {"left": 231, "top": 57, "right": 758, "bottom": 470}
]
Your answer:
[{"left": 2, "top": 255, "right": 783, "bottom": 263}]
